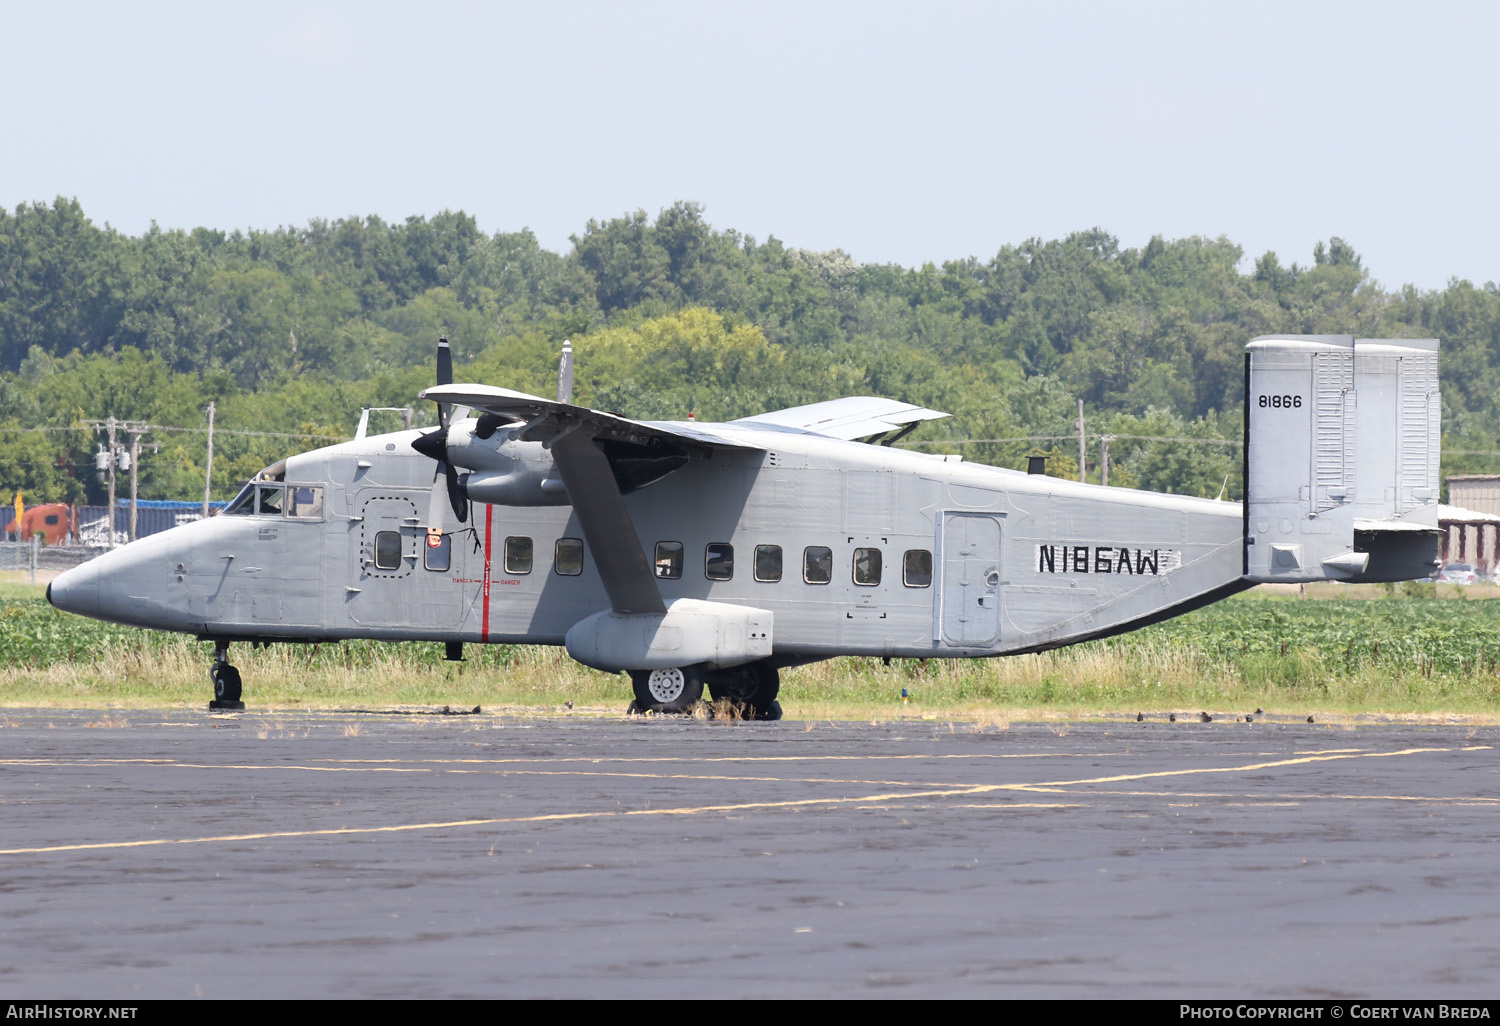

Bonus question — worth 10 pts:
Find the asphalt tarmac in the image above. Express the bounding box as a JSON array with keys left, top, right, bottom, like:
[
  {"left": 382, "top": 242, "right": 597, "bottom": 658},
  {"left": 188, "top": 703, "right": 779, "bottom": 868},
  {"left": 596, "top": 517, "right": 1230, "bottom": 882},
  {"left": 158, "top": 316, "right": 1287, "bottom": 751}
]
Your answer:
[{"left": 1, "top": 707, "right": 1498, "bottom": 999}]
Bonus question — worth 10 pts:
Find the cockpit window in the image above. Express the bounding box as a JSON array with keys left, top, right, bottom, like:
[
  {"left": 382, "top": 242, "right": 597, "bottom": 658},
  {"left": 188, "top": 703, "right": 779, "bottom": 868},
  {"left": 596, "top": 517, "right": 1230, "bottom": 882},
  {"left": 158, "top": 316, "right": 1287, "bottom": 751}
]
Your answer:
[
  {"left": 256, "top": 484, "right": 284, "bottom": 516},
  {"left": 287, "top": 486, "right": 324, "bottom": 519}
]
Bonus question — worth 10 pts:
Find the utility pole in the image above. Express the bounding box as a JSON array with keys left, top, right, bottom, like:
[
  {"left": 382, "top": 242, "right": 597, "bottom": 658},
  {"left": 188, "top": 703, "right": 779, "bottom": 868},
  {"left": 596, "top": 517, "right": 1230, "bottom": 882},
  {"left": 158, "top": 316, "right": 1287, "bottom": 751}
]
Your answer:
[
  {"left": 203, "top": 401, "right": 216, "bottom": 518},
  {"left": 1100, "top": 434, "right": 1115, "bottom": 487},
  {"left": 86, "top": 417, "right": 150, "bottom": 547},
  {"left": 102, "top": 417, "right": 118, "bottom": 548},
  {"left": 129, "top": 431, "right": 140, "bottom": 540},
  {"left": 125, "top": 424, "right": 153, "bottom": 542},
  {"left": 1076, "top": 399, "right": 1086, "bottom": 483}
]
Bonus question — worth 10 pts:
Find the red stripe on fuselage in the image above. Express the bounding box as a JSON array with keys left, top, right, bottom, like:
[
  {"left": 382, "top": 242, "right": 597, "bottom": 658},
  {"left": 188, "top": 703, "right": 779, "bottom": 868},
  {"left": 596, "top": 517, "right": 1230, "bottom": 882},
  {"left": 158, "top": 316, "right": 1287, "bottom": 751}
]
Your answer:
[{"left": 481, "top": 504, "right": 493, "bottom": 642}]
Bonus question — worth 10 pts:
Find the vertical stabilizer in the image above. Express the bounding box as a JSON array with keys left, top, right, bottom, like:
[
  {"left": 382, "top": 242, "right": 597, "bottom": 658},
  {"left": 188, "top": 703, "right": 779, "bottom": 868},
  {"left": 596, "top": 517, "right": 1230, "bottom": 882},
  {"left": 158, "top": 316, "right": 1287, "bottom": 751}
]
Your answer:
[{"left": 1244, "top": 335, "right": 1441, "bottom": 583}]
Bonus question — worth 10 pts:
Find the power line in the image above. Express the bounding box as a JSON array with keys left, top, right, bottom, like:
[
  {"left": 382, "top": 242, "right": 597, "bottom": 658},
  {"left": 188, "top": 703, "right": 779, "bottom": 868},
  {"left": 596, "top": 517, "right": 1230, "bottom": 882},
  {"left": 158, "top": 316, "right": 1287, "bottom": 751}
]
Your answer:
[{"left": 0, "top": 424, "right": 348, "bottom": 442}]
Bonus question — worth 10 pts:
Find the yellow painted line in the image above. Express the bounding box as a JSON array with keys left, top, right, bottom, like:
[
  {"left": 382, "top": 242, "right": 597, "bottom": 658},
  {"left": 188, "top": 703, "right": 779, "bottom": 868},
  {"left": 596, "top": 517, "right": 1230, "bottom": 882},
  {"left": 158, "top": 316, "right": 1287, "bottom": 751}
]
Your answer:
[
  {"left": 1026, "top": 788, "right": 1500, "bottom": 804},
  {"left": 3, "top": 743, "right": 1486, "bottom": 857},
  {"left": 946, "top": 803, "right": 1089, "bottom": 809},
  {"left": 0, "top": 758, "right": 179, "bottom": 766},
  {"left": 0, "top": 784, "right": 1003, "bottom": 855},
  {"left": 0, "top": 757, "right": 979, "bottom": 790},
  {"left": 295, "top": 752, "right": 1105, "bottom": 765},
  {"left": 1001, "top": 745, "right": 1492, "bottom": 791},
  {"left": 0, "top": 759, "right": 430, "bottom": 773},
  {"left": 0, "top": 745, "right": 1393, "bottom": 771},
  {"left": 448, "top": 768, "right": 967, "bottom": 788}
]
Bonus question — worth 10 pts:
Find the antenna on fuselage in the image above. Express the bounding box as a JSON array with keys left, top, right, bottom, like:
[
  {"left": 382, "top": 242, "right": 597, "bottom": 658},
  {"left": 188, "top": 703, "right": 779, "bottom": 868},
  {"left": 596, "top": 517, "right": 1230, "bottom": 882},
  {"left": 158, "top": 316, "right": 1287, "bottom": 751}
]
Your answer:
[{"left": 556, "top": 339, "right": 574, "bottom": 404}]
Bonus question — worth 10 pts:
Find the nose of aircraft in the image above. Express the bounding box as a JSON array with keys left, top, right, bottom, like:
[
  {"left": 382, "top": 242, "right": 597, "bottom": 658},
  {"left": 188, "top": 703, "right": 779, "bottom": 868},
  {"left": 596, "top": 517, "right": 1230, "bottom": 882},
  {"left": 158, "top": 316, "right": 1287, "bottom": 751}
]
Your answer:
[{"left": 47, "top": 561, "right": 101, "bottom": 617}]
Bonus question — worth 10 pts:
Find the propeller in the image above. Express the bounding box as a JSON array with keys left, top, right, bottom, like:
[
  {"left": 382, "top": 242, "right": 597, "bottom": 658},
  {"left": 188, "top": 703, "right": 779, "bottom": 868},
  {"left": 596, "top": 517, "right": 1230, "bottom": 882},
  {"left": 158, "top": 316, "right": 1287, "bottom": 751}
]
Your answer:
[{"left": 412, "top": 337, "right": 470, "bottom": 528}]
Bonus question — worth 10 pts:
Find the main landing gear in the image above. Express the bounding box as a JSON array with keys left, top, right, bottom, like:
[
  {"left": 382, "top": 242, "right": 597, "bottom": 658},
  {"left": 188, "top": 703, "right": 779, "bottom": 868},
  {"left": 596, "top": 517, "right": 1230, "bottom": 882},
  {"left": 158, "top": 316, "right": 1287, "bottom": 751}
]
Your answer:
[
  {"left": 628, "top": 661, "right": 781, "bottom": 720},
  {"left": 629, "top": 665, "right": 703, "bottom": 714},
  {"left": 209, "top": 642, "right": 244, "bottom": 710},
  {"left": 706, "top": 662, "right": 781, "bottom": 721}
]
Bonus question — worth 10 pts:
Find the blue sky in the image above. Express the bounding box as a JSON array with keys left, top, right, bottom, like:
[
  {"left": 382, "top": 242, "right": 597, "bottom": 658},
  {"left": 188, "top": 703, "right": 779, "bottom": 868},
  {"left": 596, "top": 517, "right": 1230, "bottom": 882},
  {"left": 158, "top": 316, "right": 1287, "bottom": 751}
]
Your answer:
[{"left": 5, "top": 0, "right": 1495, "bottom": 290}]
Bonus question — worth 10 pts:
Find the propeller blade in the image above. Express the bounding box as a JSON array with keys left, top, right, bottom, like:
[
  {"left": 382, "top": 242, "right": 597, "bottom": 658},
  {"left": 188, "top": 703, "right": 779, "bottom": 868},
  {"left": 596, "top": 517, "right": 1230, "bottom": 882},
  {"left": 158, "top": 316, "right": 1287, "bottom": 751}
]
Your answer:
[
  {"left": 446, "top": 463, "right": 470, "bottom": 524},
  {"left": 475, "top": 412, "right": 506, "bottom": 440},
  {"left": 416, "top": 336, "right": 469, "bottom": 525},
  {"left": 425, "top": 465, "right": 449, "bottom": 536},
  {"left": 436, "top": 337, "right": 453, "bottom": 429}
]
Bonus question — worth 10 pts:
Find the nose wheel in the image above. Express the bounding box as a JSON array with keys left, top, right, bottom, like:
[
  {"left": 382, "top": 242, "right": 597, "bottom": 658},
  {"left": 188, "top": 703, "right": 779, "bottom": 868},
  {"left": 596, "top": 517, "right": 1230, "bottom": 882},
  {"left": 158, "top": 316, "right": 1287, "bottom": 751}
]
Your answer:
[{"left": 209, "top": 644, "right": 244, "bottom": 710}]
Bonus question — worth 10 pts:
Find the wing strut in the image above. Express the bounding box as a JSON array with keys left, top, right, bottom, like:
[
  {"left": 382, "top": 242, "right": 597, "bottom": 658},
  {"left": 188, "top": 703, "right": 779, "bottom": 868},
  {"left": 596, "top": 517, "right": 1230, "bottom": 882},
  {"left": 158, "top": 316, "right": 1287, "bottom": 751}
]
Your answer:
[{"left": 548, "top": 431, "right": 666, "bottom": 615}]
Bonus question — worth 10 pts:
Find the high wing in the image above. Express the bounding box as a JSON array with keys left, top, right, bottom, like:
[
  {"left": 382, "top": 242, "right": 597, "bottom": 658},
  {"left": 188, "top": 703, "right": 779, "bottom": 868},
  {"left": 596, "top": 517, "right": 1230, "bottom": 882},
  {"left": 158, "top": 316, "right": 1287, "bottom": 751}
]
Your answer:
[
  {"left": 421, "top": 385, "right": 762, "bottom": 456},
  {"left": 419, "top": 386, "right": 952, "bottom": 618},
  {"left": 731, "top": 396, "right": 949, "bottom": 441},
  {"left": 421, "top": 385, "right": 764, "bottom": 617}
]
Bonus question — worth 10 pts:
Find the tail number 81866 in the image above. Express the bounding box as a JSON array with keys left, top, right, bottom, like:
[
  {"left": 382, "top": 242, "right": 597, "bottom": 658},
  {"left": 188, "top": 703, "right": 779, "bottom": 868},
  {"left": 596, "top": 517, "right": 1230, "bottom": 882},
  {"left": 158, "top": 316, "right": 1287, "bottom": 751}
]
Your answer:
[{"left": 1258, "top": 394, "right": 1302, "bottom": 408}]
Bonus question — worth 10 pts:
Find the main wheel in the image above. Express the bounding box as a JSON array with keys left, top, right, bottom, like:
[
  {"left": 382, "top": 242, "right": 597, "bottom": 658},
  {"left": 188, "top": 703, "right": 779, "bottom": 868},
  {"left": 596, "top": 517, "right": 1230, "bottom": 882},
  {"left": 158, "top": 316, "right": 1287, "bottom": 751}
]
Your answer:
[
  {"left": 212, "top": 663, "right": 242, "bottom": 704},
  {"left": 630, "top": 666, "right": 703, "bottom": 714},
  {"left": 706, "top": 662, "right": 781, "bottom": 720}
]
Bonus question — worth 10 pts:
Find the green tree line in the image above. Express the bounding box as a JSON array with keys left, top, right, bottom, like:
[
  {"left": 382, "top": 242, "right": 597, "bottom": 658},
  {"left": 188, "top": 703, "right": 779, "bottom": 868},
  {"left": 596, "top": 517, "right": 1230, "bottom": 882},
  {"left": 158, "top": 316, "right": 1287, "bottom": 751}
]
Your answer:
[{"left": 2, "top": 197, "right": 1497, "bottom": 505}]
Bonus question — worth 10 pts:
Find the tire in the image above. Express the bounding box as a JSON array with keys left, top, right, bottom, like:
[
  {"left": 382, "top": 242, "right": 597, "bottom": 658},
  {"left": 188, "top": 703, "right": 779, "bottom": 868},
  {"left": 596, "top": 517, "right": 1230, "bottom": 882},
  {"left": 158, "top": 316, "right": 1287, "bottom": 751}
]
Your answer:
[
  {"left": 629, "top": 666, "right": 703, "bottom": 714},
  {"left": 213, "top": 664, "right": 242, "bottom": 704},
  {"left": 706, "top": 662, "right": 780, "bottom": 720}
]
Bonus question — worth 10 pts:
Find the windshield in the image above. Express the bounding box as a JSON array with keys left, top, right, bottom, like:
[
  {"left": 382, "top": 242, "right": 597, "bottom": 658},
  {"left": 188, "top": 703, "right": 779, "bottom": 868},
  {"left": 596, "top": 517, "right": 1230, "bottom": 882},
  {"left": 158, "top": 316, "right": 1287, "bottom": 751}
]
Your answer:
[
  {"left": 223, "top": 481, "right": 256, "bottom": 515},
  {"left": 222, "top": 459, "right": 291, "bottom": 516}
]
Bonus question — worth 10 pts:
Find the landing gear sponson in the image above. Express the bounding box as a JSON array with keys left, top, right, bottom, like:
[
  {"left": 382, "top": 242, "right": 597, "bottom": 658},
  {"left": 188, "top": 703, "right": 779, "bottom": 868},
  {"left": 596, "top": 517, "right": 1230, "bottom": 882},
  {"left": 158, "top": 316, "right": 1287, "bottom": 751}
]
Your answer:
[{"left": 209, "top": 641, "right": 244, "bottom": 710}]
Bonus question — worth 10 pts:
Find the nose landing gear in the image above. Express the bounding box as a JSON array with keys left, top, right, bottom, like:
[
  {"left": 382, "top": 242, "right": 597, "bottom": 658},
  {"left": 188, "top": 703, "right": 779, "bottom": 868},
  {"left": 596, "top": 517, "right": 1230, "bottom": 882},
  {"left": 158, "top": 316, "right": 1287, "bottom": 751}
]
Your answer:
[{"left": 209, "top": 643, "right": 244, "bottom": 710}]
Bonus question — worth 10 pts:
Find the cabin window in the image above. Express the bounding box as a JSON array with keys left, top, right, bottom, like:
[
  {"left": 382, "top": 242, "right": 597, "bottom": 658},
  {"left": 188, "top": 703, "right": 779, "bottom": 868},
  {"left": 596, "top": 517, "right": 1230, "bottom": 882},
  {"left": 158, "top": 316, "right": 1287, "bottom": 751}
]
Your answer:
[
  {"left": 754, "top": 544, "right": 782, "bottom": 582},
  {"left": 903, "top": 549, "right": 933, "bottom": 588},
  {"left": 505, "top": 536, "right": 533, "bottom": 574},
  {"left": 655, "top": 541, "right": 683, "bottom": 579},
  {"left": 424, "top": 532, "right": 451, "bottom": 572},
  {"left": 287, "top": 486, "right": 324, "bottom": 519},
  {"left": 853, "top": 547, "right": 882, "bottom": 586},
  {"left": 256, "top": 484, "right": 284, "bottom": 516},
  {"left": 374, "top": 531, "right": 402, "bottom": 570},
  {"left": 555, "top": 537, "right": 584, "bottom": 576},
  {"left": 705, "top": 543, "right": 734, "bottom": 581},
  {"left": 803, "top": 546, "right": 832, "bottom": 585}
]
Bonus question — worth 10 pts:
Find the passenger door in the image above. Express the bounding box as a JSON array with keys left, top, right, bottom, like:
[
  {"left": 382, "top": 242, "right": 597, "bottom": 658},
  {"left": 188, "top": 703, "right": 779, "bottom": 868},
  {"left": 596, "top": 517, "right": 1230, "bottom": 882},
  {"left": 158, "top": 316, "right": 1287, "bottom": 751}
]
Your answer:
[{"left": 940, "top": 512, "right": 1002, "bottom": 646}]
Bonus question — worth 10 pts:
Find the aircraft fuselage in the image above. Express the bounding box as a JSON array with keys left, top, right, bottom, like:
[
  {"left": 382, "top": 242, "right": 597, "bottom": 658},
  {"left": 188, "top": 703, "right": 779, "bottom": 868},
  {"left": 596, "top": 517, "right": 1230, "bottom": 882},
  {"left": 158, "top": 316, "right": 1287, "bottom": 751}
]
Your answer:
[{"left": 48, "top": 420, "right": 1247, "bottom": 663}]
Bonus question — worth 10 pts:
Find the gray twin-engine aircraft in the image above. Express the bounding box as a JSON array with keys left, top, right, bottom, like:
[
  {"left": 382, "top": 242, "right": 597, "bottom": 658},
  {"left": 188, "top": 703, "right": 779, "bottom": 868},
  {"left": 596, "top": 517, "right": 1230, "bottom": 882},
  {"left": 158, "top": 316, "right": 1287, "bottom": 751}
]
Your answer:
[{"left": 47, "top": 334, "right": 1442, "bottom": 717}]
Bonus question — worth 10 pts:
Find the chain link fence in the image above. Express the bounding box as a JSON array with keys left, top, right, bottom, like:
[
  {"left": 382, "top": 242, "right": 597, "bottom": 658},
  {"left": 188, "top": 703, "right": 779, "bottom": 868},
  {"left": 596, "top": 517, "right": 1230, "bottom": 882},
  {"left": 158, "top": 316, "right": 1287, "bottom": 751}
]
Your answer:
[{"left": 0, "top": 540, "right": 110, "bottom": 582}]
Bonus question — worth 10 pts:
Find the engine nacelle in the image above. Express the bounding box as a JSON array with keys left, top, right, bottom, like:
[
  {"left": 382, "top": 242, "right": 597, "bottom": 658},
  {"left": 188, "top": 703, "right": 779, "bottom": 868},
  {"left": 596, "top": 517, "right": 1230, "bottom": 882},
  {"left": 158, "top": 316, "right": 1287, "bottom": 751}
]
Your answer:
[
  {"left": 442, "top": 422, "right": 570, "bottom": 506},
  {"left": 463, "top": 467, "right": 569, "bottom": 507}
]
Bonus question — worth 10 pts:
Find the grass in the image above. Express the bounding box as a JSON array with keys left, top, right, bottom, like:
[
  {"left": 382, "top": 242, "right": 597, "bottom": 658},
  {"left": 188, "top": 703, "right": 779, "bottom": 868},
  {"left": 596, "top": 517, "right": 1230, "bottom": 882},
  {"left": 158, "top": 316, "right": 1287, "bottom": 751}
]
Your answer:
[{"left": 3, "top": 575, "right": 1499, "bottom": 720}]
